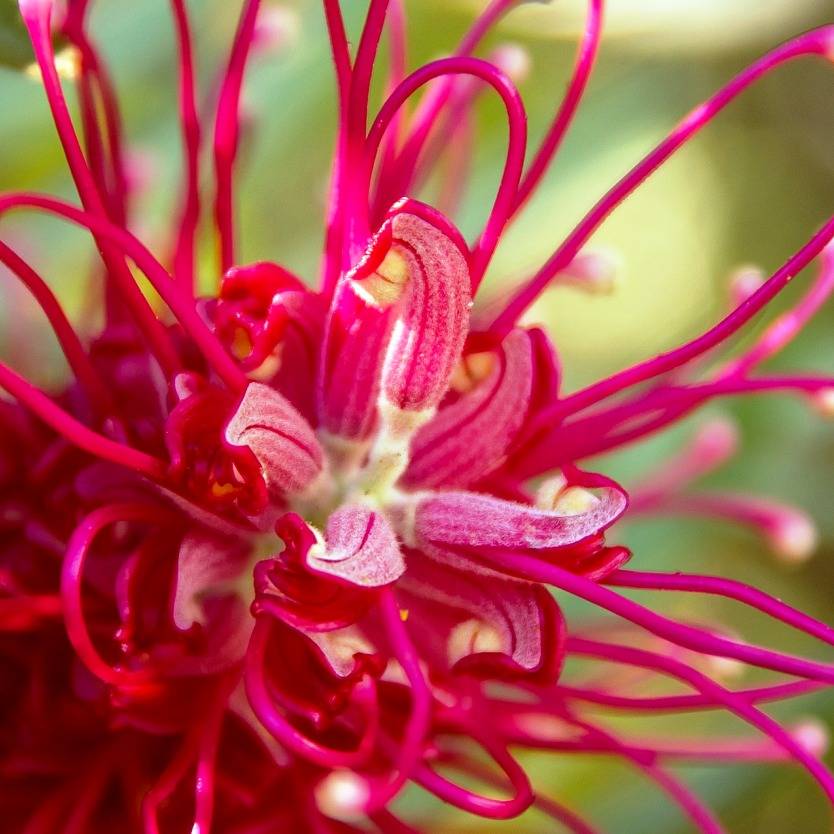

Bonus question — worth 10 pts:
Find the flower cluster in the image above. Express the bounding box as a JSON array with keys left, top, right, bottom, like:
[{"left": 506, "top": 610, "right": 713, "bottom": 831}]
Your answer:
[{"left": 2, "top": 0, "right": 834, "bottom": 832}]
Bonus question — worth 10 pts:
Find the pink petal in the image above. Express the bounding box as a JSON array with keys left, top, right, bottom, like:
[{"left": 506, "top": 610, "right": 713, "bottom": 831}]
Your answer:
[
  {"left": 253, "top": 510, "right": 403, "bottom": 634},
  {"left": 172, "top": 529, "right": 249, "bottom": 630},
  {"left": 400, "top": 552, "right": 563, "bottom": 678},
  {"left": 310, "top": 504, "right": 405, "bottom": 589},
  {"left": 318, "top": 300, "right": 391, "bottom": 440},
  {"left": 225, "top": 382, "right": 323, "bottom": 498},
  {"left": 349, "top": 199, "right": 471, "bottom": 413},
  {"left": 404, "top": 329, "right": 534, "bottom": 488},
  {"left": 412, "top": 486, "right": 627, "bottom": 550}
]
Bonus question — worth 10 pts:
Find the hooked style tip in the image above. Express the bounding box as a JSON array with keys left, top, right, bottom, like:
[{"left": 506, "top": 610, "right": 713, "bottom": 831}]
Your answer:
[
  {"left": 557, "top": 247, "right": 624, "bottom": 295},
  {"left": 770, "top": 512, "right": 819, "bottom": 564},
  {"left": 793, "top": 718, "right": 830, "bottom": 757},
  {"left": 728, "top": 264, "right": 766, "bottom": 308},
  {"left": 314, "top": 770, "right": 370, "bottom": 821},
  {"left": 492, "top": 43, "right": 532, "bottom": 84}
]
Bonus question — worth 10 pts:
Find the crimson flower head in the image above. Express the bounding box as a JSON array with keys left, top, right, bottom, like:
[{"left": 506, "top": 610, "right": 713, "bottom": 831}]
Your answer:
[{"left": 2, "top": 1, "right": 834, "bottom": 832}]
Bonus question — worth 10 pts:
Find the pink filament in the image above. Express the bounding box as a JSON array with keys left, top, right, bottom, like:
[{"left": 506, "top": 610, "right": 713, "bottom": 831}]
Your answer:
[
  {"left": 513, "top": 0, "right": 604, "bottom": 215},
  {"left": 62, "top": 503, "right": 171, "bottom": 686},
  {"left": 142, "top": 706, "right": 213, "bottom": 834},
  {"left": 568, "top": 637, "right": 834, "bottom": 807},
  {"left": 366, "top": 589, "right": 433, "bottom": 811},
  {"left": 65, "top": 34, "right": 129, "bottom": 226},
  {"left": 21, "top": 1, "right": 181, "bottom": 375},
  {"left": 170, "top": 0, "right": 202, "bottom": 291},
  {"left": 559, "top": 679, "right": 823, "bottom": 712},
  {"left": 722, "top": 244, "right": 834, "bottom": 378},
  {"left": 533, "top": 211, "right": 834, "bottom": 444},
  {"left": 374, "top": 0, "right": 408, "bottom": 207},
  {"left": 490, "top": 25, "right": 834, "bottom": 333},
  {"left": 442, "top": 752, "right": 599, "bottom": 834},
  {"left": 415, "top": 735, "right": 533, "bottom": 819},
  {"left": 0, "top": 239, "right": 112, "bottom": 416},
  {"left": 366, "top": 57, "right": 527, "bottom": 281},
  {"left": 371, "top": 0, "right": 518, "bottom": 217},
  {"left": 244, "top": 618, "right": 380, "bottom": 769},
  {"left": 561, "top": 712, "right": 723, "bottom": 834},
  {"left": 339, "top": 0, "right": 392, "bottom": 263},
  {"left": 607, "top": 569, "right": 834, "bottom": 647},
  {"left": 502, "top": 708, "right": 815, "bottom": 763},
  {"left": 192, "top": 676, "right": 236, "bottom": 834},
  {"left": 320, "top": 0, "right": 353, "bottom": 294},
  {"left": 0, "top": 193, "right": 247, "bottom": 392},
  {"left": 482, "top": 551, "right": 834, "bottom": 685},
  {"left": 214, "top": 0, "right": 261, "bottom": 273},
  {"left": 0, "top": 360, "right": 167, "bottom": 479},
  {"left": 514, "top": 373, "right": 834, "bottom": 475}
]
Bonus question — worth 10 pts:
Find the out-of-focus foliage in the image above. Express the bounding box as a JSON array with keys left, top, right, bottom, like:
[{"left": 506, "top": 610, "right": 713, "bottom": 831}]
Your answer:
[
  {"left": 459, "top": 0, "right": 824, "bottom": 53},
  {"left": 1, "top": 1, "right": 834, "bottom": 831},
  {"left": 0, "top": 0, "right": 31, "bottom": 67}
]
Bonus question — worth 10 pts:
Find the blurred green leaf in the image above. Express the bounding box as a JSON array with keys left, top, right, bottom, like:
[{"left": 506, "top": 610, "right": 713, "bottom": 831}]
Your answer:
[{"left": 0, "top": 0, "right": 30, "bottom": 69}]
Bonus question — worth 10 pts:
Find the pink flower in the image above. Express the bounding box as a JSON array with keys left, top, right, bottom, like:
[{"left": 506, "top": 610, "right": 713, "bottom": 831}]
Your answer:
[{"left": 1, "top": 0, "right": 834, "bottom": 832}]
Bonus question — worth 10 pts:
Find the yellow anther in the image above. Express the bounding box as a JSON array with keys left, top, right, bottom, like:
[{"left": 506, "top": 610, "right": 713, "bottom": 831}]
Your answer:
[
  {"left": 210, "top": 481, "right": 237, "bottom": 498},
  {"left": 449, "top": 350, "right": 498, "bottom": 393},
  {"left": 448, "top": 619, "right": 503, "bottom": 665},
  {"left": 351, "top": 249, "right": 409, "bottom": 307},
  {"left": 554, "top": 486, "right": 600, "bottom": 515},
  {"left": 231, "top": 327, "right": 253, "bottom": 360},
  {"left": 536, "top": 473, "right": 599, "bottom": 516}
]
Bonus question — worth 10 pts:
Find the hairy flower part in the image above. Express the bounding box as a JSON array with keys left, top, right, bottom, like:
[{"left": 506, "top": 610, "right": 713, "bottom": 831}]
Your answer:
[
  {"left": 348, "top": 200, "right": 471, "bottom": 417},
  {"left": 403, "top": 327, "right": 534, "bottom": 488},
  {"left": 397, "top": 551, "right": 564, "bottom": 679},
  {"left": 225, "top": 381, "right": 325, "bottom": 501},
  {"left": 1, "top": 0, "right": 834, "bottom": 832}
]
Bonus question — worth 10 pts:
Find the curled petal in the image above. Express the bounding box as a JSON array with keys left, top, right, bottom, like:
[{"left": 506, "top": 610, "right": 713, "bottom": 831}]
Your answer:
[
  {"left": 225, "top": 382, "right": 323, "bottom": 498},
  {"left": 311, "top": 504, "right": 405, "bottom": 588},
  {"left": 319, "top": 301, "right": 391, "bottom": 440},
  {"left": 172, "top": 529, "right": 249, "bottom": 630},
  {"left": 404, "top": 328, "right": 533, "bottom": 488},
  {"left": 400, "top": 552, "right": 563, "bottom": 679},
  {"left": 410, "top": 486, "right": 627, "bottom": 551},
  {"left": 349, "top": 199, "right": 471, "bottom": 414},
  {"left": 254, "top": 514, "right": 367, "bottom": 632},
  {"left": 165, "top": 377, "right": 267, "bottom": 514},
  {"left": 254, "top": 509, "right": 403, "bottom": 634},
  {"left": 211, "top": 262, "right": 326, "bottom": 419},
  {"left": 219, "top": 260, "right": 305, "bottom": 310}
]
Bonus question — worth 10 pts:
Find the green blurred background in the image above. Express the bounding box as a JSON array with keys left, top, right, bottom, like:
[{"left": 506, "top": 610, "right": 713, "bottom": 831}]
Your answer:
[{"left": 1, "top": 1, "right": 834, "bottom": 831}]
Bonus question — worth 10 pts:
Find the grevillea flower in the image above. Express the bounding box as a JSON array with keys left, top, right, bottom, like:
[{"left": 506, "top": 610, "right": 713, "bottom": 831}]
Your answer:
[{"left": 2, "top": 0, "right": 834, "bottom": 831}]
